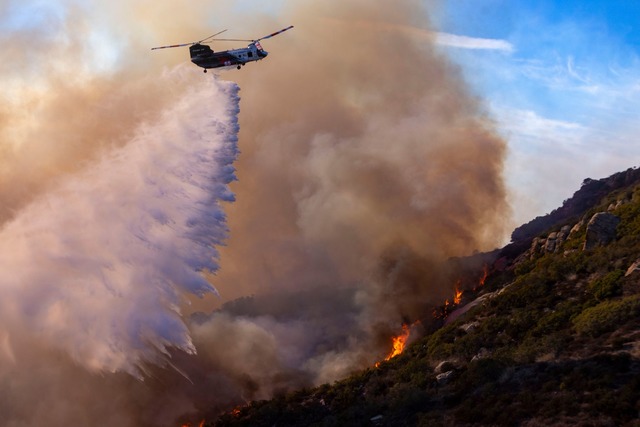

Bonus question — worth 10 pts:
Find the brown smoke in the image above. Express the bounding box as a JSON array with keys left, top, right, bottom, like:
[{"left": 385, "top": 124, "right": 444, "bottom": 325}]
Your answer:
[
  {"left": 0, "top": 2, "right": 222, "bottom": 222},
  {"left": 213, "top": 0, "right": 510, "bottom": 308}
]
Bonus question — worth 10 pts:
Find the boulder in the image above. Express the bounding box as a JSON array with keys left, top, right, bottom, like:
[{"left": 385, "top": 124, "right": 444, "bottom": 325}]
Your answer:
[
  {"left": 557, "top": 225, "right": 572, "bottom": 244},
  {"left": 545, "top": 232, "right": 558, "bottom": 253},
  {"left": 608, "top": 199, "right": 627, "bottom": 211},
  {"left": 529, "top": 237, "right": 545, "bottom": 259},
  {"left": 460, "top": 321, "right": 480, "bottom": 333},
  {"left": 471, "top": 347, "right": 491, "bottom": 362},
  {"left": 435, "top": 360, "right": 455, "bottom": 374},
  {"left": 528, "top": 225, "right": 574, "bottom": 259},
  {"left": 570, "top": 219, "right": 585, "bottom": 237},
  {"left": 583, "top": 212, "right": 620, "bottom": 250},
  {"left": 436, "top": 370, "right": 454, "bottom": 384},
  {"left": 626, "top": 259, "right": 640, "bottom": 277}
]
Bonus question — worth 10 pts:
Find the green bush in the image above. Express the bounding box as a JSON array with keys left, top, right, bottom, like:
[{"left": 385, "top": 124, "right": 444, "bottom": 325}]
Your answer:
[
  {"left": 573, "top": 295, "right": 640, "bottom": 337},
  {"left": 536, "top": 254, "right": 582, "bottom": 282},
  {"left": 426, "top": 322, "right": 461, "bottom": 359},
  {"left": 490, "top": 275, "right": 552, "bottom": 312},
  {"left": 616, "top": 196, "right": 640, "bottom": 238},
  {"left": 588, "top": 269, "right": 624, "bottom": 301},
  {"left": 513, "top": 332, "right": 569, "bottom": 363},
  {"left": 530, "top": 301, "right": 581, "bottom": 337}
]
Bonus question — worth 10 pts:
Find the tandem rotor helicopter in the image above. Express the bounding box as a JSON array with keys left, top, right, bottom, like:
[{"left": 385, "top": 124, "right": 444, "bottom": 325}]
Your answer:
[{"left": 151, "top": 25, "right": 294, "bottom": 72}]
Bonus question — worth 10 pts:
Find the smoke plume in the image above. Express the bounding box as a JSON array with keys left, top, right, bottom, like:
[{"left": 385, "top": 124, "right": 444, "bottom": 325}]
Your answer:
[
  {"left": 0, "top": 0, "right": 510, "bottom": 425},
  {"left": 216, "top": 0, "right": 509, "bottom": 302}
]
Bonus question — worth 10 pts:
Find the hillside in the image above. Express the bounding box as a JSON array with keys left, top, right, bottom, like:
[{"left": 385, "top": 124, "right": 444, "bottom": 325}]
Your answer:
[{"left": 210, "top": 167, "right": 640, "bottom": 427}]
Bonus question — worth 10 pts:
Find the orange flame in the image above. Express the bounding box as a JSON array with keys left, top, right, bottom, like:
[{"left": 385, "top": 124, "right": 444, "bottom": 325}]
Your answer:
[
  {"left": 385, "top": 323, "right": 411, "bottom": 361},
  {"left": 375, "top": 323, "right": 415, "bottom": 367},
  {"left": 433, "top": 281, "right": 465, "bottom": 320},
  {"left": 476, "top": 264, "right": 489, "bottom": 289},
  {"left": 453, "top": 282, "right": 463, "bottom": 305}
]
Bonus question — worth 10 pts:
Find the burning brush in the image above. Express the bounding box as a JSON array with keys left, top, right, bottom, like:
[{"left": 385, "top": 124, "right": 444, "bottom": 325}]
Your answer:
[{"left": 375, "top": 321, "right": 421, "bottom": 367}]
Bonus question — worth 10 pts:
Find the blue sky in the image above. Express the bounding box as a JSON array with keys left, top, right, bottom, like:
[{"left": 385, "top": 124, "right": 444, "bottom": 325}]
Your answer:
[{"left": 429, "top": 1, "right": 640, "bottom": 226}]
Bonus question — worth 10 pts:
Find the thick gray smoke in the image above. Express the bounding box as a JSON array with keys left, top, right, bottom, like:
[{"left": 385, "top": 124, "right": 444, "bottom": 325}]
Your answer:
[{"left": 0, "top": 0, "right": 511, "bottom": 425}]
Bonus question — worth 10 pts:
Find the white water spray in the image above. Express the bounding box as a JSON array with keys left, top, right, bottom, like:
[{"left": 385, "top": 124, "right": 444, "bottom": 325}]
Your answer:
[{"left": 0, "top": 70, "right": 239, "bottom": 378}]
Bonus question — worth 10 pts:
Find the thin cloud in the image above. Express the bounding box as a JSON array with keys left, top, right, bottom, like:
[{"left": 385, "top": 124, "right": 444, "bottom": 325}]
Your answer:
[
  {"left": 434, "top": 32, "right": 514, "bottom": 52},
  {"left": 317, "top": 18, "right": 513, "bottom": 53}
]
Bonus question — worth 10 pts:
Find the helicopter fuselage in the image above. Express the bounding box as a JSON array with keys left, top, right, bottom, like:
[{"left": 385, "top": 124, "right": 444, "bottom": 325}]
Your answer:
[
  {"left": 151, "top": 25, "right": 292, "bottom": 72},
  {"left": 189, "top": 43, "right": 268, "bottom": 71}
]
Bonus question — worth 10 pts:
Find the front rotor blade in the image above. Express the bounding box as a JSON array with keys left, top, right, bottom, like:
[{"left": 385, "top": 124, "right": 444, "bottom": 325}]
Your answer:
[{"left": 257, "top": 25, "right": 294, "bottom": 41}]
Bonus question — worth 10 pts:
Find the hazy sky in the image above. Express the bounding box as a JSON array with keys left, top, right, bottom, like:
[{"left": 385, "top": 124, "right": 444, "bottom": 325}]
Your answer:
[{"left": 429, "top": 0, "right": 640, "bottom": 224}]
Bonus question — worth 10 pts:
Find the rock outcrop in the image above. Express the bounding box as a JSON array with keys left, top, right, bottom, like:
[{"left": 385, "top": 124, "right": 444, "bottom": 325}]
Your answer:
[
  {"left": 584, "top": 212, "right": 620, "bottom": 250},
  {"left": 511, "top": 167, "right": 640, "bottom": 243},
  {"left": 527, "top": 225, "right": 573, "bottom": 259}
]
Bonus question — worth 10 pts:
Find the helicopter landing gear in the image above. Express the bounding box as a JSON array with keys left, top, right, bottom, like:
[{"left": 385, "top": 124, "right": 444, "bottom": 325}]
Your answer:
[
  {"left": 204, "top": 69, "right": 207, "bottom": 73},
  {"left": 237, "top": 65, "right": 241, "bottom": 70}
]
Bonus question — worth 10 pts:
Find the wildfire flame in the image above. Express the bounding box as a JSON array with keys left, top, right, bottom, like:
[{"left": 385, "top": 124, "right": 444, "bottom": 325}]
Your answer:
[
  {"left": 386, "top": 326, "right": 410, "bottom": 360},
  {"left": 375, "top": 323, "right": 414, "bottom": 367},
  {"left": 385, "top": 323, "right": 411, "bottom": 360},
  {"left": 475, "top": 264, "right": 489, "bottom": 290},
  {"left": 453, "top": 281, "right": 463, "bottom": 305}
]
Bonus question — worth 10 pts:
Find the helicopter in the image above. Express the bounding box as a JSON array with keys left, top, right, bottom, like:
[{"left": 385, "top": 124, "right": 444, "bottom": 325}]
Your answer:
[{"left": 151, "top": 25, "right": 294, "bottom": 72}]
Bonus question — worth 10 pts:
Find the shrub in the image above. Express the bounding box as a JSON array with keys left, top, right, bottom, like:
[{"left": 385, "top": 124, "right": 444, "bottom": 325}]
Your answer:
[
  {"left": 530, "top": 301, "right": 581, "bottom": 337},
  {"left": 588, "top": 269, "right": 624, "bottom": 301},
  {"left": 490, "top": 275, "right": 552, "bottom": 312},
  {"left": 573, "top": 295, "right": 640, "bottom": 337},
  {"left": 616, "top": 196, "right": 640, "bottom": 238}
]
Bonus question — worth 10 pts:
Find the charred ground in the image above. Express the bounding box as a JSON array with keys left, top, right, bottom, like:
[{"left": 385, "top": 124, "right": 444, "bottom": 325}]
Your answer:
[{"left": 210, "top": 167, "right": 640, "bottom": 426}]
